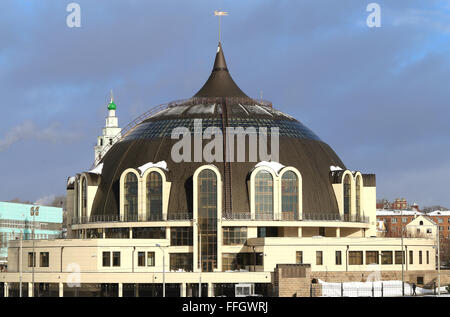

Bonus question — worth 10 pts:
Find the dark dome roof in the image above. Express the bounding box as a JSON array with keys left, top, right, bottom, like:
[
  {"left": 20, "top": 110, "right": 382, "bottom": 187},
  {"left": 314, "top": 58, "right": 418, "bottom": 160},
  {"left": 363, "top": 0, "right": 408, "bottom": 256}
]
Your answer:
[{"left": 90, "top": 43, "right": 346, "bottom": 217}]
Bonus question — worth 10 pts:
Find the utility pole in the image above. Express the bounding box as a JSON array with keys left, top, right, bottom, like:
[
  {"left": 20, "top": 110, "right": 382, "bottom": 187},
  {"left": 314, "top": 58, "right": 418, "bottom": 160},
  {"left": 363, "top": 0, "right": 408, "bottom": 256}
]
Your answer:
[
  {"left": 400, "top": 210, "right": 405, "bottom": 297},
  {"left": 156, "top": 244, "right": 165, "bottom": 297},
  {"left": 19, "top": 229, "right": 23, "bottom": 297},
  {"left": 30, "top": 206, "right": 39, "bottom": 297},
  {"left": 437, "top": 223, "right": 441, "bottom": 296}
]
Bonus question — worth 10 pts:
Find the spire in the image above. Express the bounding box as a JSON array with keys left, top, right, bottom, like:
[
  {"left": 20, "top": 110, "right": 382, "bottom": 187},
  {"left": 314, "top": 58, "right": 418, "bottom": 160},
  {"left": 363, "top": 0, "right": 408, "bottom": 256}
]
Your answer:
[
  {"left": 108, "top": 89, "right": 117, "bottom": 110},
  {"left": 194, "top": 42, "right": 249, "bottom": 98}
]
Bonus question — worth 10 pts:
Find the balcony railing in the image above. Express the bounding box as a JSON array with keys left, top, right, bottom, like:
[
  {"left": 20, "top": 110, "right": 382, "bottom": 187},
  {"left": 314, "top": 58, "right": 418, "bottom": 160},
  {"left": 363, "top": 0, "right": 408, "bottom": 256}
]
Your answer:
[
  {"left": 72, "top": 213, "right": 193, "bottom": 225},
  {"left": 72, "top": 212, "right": 369, "bottom": 224},
  {"left": 222, "top": 212, "right": 369, "bottom": 223}
]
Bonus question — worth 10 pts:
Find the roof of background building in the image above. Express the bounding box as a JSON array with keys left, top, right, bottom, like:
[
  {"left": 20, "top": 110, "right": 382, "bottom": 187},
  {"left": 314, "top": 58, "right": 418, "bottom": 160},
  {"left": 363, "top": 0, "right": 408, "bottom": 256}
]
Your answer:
[
  {"left": 376, "top": 209, "right": 423, "bottom": 216},
  {"left": 0, "top": 201, "right": 63, "bottom": 223},
  {"left": 427, "top": 210, "right": 450, "bottom": 216}
]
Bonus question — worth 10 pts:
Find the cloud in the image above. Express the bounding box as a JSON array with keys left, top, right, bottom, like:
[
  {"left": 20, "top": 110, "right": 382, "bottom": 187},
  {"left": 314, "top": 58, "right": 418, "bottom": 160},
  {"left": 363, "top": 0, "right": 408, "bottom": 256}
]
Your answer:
[
  {"left": 34, "top": 194, "right": 56, "bottom": 206},
  {"left": 0, "top": 120, "right": 81, "bottom": 152}
]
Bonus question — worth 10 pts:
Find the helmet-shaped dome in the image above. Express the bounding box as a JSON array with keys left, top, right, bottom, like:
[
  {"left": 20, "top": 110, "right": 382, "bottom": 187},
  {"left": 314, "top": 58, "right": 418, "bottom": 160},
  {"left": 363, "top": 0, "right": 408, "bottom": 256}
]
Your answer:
[{"left": 90, "top": 43, "right": 346, "bottom": 217}]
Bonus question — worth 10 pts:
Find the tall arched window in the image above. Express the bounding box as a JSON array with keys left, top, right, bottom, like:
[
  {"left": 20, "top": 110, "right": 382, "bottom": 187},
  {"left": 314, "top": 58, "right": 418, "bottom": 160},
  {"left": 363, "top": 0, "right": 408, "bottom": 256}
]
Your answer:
[
  {"left": 81, "top": 178, "right": 87, "bottom": 219},
  {"left": 343, "top": 174, "right": 351, "bottom": 220},
  {"left": 146, "top": 172, "right": 162, "bottom": 220},
  {"left": 281, "top": 171, "right": 298, "bottom": 220},
  {"left": 124, "top": 173, "right": 138, "bottom": 221},
  {"left": 197, "top": 169, "right": 217, "bottom": 272},
  {"left": 255, "top": 170, "right": 273, "bottom": 220},
  {"left": 355, "top": 175, "right": 361, "bottom": 219}
]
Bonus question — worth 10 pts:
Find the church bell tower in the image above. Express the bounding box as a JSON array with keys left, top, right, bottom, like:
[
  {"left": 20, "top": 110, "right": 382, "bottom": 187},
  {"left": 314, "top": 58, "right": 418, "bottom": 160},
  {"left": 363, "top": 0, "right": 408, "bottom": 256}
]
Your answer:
[{"left": 94, "top": 90, "right": 122, "bottom": 165}]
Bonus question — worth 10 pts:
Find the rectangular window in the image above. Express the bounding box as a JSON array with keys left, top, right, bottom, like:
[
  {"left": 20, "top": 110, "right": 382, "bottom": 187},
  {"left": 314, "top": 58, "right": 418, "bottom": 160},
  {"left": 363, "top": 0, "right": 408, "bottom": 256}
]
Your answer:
[
  {"left": 147, "top": 252, "right": 155, "bottom": 267},
  {"left": 335, "top": 251, "right": 342, "bottom": 265},
  {"left": 138, "top": 252, "right": 145, "bottom": 267},
  {"left": 409, "top": 250, "right": 413, "bottom": 265},
  {"left": 366, "top": 251, "right": 379, "bottom": 265},
  {"left": 133, "top": 227, "right": 166, "bottom": 239},
  {"left": 381, "top": 251, "right": 393, "bottom": 265},
  {"left": 296, "top": 251, "right": 303, "bottom": 264},
  {"left": 438, "top": 218, "right": 443, "bottom": 223},
  {"left": 395, "top": 251, "right": 405, "bottom": 264},
  {"left": 222, "top": 227, "right": 247, "bottom": 245},
  {"left": 402, "top": 217, "right": 407, "bottom": 223},
  {"left": 102, "top": 252, "right": 111, "bottom": 267},
  {"left": 169, "top": 253, "right": 193, "bottom": 272},
  {"left": 39, "top": 252, "right": 49, "bottom": 267},
  {"left": 28, "top": 252, "right": 36, "bottom": 267},
  {"left": 316, "top": 251, "right": 323, "bottom": 265},
  {"left": 113, "top": 252, "right": 121, "bottom": 267},
  {"left": 419, "top": 251, "right": 422, "bottom": 265},
  {"left": 426, "top": 251, "right": 429, "bottom": 264},
  {"left": 392, "top": 218, "right": 397, "bottom": 223},
  {"left": 105, "top": 228, "right": 129, "bottom": 239},
  {"left": 349, "top": 251, "right": 363, "bottom": 265},
  {"left": 171, "top": 227, "right": 193, "bottom": 246},
  {"left": 222, "top": 253, "right": 263, "bottom": 271},
  {"left": 319, "top": 227, "right": 325, "bottom": 236}
]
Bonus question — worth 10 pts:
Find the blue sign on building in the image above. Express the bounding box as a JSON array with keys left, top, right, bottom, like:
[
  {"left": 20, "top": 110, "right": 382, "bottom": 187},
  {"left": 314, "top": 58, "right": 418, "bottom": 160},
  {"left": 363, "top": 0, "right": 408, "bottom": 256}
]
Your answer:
[{"left": 0, "top": 202, "right": 63, "bottom": 265}]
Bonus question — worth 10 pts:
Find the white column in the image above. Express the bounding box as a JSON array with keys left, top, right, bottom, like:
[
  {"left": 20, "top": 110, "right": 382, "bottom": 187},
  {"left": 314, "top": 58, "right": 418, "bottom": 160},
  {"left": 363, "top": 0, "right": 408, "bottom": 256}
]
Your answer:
[
  {"left": 28, "top": 282, "right": 33, "bottom": 297},
  {"left": 4, "top": 282, "right": 8, "bottom": 297},
  {"left": 207, "top": 282, "right": 214, "bottom": 297},
  {"left": 59, "top": 282, "right": 63, "bottom": 297},
  {"left": 336, "top": 227, "right": 341, "bottom": 238},
  {"left": 180, "top": 283, "right": 186, "bottom": 297},
  {"left": 298, "top": 227, "right": 303, "bottom": 238},
  {"left": 118, "top": 283, "right": 123, "bottom": 297}
]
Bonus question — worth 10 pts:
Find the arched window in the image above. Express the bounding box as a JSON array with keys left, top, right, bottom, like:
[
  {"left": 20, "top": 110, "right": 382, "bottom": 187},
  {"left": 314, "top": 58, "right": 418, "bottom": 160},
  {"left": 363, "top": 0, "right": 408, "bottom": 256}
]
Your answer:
[
  {"left": 124, "top": 172, "right": 138, "bottom": 221},
  {"left": 255, "top": 170, "right": 273, "bottom": 220},
  {"left": 146, "top": 172, "right": 162, "bottom": 221},
  {"left": 281, "top": 171, "right": 298, "bottom": 220},
  {"left": 197, "top": 169, "right": 217, "bottom": 272},
  {"left": 343, "top": 174, "right": 351, "bottom": 220},
  {"left": 355, "top": 175, "right": 361, "bottom": 218},
  {"left": 81, "top": 177, "right": 87, "bottom": 219}
]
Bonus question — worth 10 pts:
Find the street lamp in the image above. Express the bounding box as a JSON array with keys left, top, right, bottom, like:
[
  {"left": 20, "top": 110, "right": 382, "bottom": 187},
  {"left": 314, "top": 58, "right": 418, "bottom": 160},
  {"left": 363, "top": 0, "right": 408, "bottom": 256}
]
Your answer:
[
  {"left": 400, "top": 210, "right": 405, "bottom": 297},
  {"left": 30, "top": 206, "right": 39, "bottom": 297},
  {"left": 156, "top": 244, "right": 165, "bottom": 297}
]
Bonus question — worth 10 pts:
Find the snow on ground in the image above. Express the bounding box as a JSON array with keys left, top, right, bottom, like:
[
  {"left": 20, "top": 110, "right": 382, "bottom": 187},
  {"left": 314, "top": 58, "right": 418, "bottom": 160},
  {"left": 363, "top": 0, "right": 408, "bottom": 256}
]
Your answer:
[
  {"left": 319, "top": 280, "right": 448, "bottom": 297},
  {"left": 138, "top": 161, "right": 168, "bottom": 176}
]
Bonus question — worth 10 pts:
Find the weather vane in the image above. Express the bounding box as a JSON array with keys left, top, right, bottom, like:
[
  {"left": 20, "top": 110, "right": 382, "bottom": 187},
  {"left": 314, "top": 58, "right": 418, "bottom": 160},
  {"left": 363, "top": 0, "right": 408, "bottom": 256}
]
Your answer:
[{"left": 214, "top": 10, "right": 228, "bottom": 43}]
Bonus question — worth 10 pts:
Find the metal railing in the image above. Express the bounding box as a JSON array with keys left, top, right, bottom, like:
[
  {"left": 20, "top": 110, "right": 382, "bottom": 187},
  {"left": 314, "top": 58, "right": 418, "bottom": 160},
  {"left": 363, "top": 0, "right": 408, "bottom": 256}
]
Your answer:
[
  {"left": 222, "top": 212, "right": 369, "bottom": 223},
  {"left": 72, "top": 213, "right": 193, "bottom": 225},
  {"left": 73, "top": 212, "right": 369, "bottom": 224}
]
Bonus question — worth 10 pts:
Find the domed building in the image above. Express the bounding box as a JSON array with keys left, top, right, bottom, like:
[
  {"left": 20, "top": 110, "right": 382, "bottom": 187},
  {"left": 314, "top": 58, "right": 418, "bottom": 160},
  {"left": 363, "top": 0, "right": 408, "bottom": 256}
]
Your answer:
[{"left": 0, "top": 42, "right": 438, "bottom": 298}]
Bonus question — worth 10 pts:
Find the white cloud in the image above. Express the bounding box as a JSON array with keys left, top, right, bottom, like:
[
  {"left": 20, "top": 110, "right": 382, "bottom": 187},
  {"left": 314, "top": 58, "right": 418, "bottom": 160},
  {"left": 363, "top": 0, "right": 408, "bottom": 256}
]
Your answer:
[
  {"left": 34, "top": 194, "right": 55, "bottom": 206},
  {"left": 0, "top": 120, "right": 81, "bottom": 152}
]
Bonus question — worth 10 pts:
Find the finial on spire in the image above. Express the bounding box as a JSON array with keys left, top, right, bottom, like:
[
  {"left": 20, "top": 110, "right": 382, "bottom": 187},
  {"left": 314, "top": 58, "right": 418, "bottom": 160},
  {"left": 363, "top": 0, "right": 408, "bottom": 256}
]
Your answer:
[
  {"left": 108, "top": 89, "right": 117, "bottom": 111},
  {"left": 214, "top": 10, "right": 228, "bottom": 43}
]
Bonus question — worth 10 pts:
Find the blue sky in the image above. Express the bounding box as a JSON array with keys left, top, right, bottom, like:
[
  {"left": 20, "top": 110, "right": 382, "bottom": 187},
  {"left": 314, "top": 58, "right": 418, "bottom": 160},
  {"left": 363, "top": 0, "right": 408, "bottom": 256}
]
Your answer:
[{"left": 0, "top": 0, "right": 450, "bottom": 208}]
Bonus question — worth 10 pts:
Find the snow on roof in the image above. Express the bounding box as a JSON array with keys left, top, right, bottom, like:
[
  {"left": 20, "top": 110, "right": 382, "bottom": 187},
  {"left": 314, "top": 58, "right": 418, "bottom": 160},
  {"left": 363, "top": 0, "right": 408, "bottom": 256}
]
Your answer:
[
  {"left": 254, "top": 161, "right": 285, "bottom": 175},
  {"left": 376, "top": 209, "right": 423, "bottom": 216},
  {"left": 67, "top": 176, "right": 76, "bottom": 186},
  {"left": 89, "top": 163, "right": 103, "bottom": 175},
  {"left": 138, "top": 161, "right": 168, "bottom": 176},
  {"left": 330, "top": 166, "right": 343, "bottom": 172},
  {"left": 427, "top": 210, "right": 450, "bottom": 216}
]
